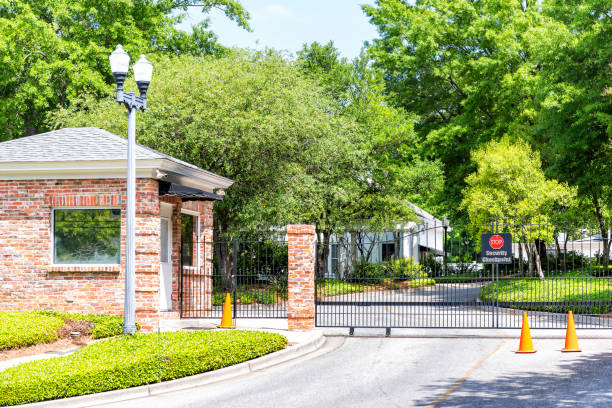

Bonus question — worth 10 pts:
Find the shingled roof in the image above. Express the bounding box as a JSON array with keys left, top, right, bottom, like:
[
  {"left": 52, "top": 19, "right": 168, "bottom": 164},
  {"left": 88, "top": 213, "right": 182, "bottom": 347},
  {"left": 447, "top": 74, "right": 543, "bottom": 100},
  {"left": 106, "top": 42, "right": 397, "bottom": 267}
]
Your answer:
[
  {"left": 0, "top": 127, "right": 233, "bottom": 193},
  {"left": 0, "top": 127, "right": 196, "bottom": 167}
]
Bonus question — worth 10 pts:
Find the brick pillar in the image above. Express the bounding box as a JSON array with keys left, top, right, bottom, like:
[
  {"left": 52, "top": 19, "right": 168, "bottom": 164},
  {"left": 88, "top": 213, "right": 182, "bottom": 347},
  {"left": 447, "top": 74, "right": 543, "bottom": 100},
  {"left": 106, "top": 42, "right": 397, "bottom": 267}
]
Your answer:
[{"left": 287, "top": 225, "right": 316, "bottom": 331}]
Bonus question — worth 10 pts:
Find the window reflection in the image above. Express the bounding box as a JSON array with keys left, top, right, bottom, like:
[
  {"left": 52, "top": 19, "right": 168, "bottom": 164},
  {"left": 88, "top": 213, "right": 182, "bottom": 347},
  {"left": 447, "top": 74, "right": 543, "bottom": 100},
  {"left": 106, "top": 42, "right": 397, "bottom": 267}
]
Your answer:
[{"left": 54, "top": 209, "right": 121, "bottom": 264}]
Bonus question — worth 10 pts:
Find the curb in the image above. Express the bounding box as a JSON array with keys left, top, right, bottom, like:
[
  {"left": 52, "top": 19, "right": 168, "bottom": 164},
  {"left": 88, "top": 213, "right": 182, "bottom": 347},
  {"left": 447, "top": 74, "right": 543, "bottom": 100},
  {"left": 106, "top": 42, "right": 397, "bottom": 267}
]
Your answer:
[{"left": 15, "top": 331, "right": 325, "bottom": 408}]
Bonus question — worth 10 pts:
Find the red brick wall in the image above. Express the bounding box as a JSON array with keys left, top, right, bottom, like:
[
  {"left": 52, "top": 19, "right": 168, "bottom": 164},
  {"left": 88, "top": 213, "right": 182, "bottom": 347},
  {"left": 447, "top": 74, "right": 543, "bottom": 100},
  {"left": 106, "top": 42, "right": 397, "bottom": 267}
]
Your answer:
[
  {"left": 0, "top": 178, "right": 212, "bottom": 331},
  {"left": 287, "top": 225, "right": 316, "bottom": 331}
]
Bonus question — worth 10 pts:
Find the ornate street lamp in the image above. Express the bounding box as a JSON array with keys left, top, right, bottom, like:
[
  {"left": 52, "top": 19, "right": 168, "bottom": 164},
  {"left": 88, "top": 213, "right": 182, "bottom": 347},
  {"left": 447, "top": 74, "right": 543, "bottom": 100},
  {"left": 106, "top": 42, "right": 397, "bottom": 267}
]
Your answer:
[{"left": 109, "top": 44, "right": 153, "bottom": 334}]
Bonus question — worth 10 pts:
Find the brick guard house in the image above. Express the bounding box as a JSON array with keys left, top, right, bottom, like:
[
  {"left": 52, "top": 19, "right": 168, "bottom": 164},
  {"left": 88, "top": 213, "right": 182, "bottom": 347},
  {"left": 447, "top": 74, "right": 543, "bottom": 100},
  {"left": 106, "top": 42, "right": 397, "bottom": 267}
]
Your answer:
[{"left": 0, "top": 128, "right": 233, "bottom": 330}]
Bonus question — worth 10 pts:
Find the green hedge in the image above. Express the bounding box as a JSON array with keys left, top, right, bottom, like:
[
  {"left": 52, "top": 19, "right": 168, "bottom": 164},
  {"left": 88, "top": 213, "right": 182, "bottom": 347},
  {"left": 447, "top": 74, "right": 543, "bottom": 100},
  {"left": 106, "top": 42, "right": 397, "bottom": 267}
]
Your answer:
[
  {"left": 0, "top": 330, "right": 287, "bottom": 406},
  {"left": 0, "top": 312, "right": 65, "bottom": 350}
]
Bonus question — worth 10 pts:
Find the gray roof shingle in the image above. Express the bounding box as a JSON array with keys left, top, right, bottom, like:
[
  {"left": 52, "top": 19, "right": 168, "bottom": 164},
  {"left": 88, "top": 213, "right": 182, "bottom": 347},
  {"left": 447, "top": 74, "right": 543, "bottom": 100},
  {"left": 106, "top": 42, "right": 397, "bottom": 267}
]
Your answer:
[{"left": 0, "top": 127, "right": 199, "bottom": 170}]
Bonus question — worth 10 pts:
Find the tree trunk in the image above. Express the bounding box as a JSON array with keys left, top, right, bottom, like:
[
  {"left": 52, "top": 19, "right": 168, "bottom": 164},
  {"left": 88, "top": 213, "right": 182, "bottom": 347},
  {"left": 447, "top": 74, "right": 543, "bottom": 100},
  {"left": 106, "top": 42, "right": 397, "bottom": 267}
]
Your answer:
[
  {"left": 555, "top": 234, "right": 561, "bottom": 264},
  {"left": 531, "top": 242, "right": 545, "bottom": 281},
  {"left": 214, "top": 229, "right": 234, "bottom": 290},
  {"left": 394, "top": 231, "right": 401, "bottom": 258},
  {"left": 349, "top": 231, "right": 358, "bottom": 275},
  {"left": 594, "top": 195, "right": 610, "bottom": 270},
  {"left": 316, "top": 229, "right": 331, "bottom": 279},
  {"left": 518, "top": 242, "right": 524, "bottom": 275},
  {"left": 563, "top": 235, "right": 568, "bottom": 272},
  {"left": 356, "top": 232, "right": 367, "bottom": 261},
  {"left": 523, "top": 237, "right": 534, "bottom": 276}
]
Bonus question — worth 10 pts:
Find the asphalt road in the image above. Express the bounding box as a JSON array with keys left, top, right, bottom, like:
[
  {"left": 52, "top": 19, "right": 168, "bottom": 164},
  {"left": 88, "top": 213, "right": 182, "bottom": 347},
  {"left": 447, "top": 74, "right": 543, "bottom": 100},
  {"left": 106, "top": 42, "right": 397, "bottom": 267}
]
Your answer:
[{"left": 97, "top": 334, "right": 612, "bottom": 408}]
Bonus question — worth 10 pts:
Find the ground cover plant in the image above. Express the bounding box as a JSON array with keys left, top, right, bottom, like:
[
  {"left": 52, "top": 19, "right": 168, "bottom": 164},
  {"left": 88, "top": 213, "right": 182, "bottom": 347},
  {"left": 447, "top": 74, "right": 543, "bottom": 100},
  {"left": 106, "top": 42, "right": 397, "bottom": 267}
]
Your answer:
[
  {"left": 479, "top": 275, "right": 612, "bottom": 314},
  {"left": 0, "top": 311, "right": 127, "bottom": 351},
  {"left": 0, "top": 312, "right": 65, "bottom": 350},
  {"left": 0, "top": 330, "right": 287, "bottom": 406}
]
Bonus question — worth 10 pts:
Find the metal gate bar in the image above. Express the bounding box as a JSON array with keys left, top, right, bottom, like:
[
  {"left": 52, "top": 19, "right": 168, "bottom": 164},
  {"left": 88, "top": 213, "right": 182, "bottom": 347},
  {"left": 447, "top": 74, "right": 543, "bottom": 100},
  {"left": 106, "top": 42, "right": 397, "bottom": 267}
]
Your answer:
[
  {"left": 315, "top": 220, "right": 612, "bottom": 329},
  {"left": 180, "top": 236, "right": 289, "bottom": 319}
]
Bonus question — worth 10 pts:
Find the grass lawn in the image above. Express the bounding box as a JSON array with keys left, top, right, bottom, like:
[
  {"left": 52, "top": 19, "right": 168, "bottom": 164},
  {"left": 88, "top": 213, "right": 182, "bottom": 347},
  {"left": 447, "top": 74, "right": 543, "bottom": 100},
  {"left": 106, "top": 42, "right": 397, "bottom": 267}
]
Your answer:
[
  {"left": 434, "top": 272, "right": 490, "bottom": 283},
  {"left": 479, "top": 276, "right": 612, "bottom": 314},
  {"left": 0, "top": 330, "right": 287, "bottom": 406},
  {"left": 317, "top": 278, "right": 366, "bottom": 296},
  {"left": 0, "top": 311, "right": 125, "bottom": 351},
  {"left": 316, "top": 277, "right": 436, "bottom": 297}
]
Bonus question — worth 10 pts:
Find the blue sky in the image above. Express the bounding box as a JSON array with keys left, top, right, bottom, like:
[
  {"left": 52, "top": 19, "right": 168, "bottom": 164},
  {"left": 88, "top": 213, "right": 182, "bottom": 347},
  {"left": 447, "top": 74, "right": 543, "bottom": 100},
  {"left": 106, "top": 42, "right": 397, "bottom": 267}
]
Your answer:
[{"left": 178, "top": 1, "right": 379, "bottom": 60}]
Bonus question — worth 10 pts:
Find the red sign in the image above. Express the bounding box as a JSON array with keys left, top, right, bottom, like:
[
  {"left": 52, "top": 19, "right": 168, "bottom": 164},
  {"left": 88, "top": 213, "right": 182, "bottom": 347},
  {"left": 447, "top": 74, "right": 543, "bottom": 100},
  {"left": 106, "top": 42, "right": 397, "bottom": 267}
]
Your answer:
[{"left": 489, "top": 235, "right": 504, "bottom": 250}]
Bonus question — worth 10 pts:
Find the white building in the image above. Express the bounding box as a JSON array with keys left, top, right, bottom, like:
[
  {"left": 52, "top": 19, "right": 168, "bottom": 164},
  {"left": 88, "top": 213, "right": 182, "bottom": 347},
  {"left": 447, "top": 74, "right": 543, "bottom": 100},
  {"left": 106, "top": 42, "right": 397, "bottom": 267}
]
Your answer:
[{"left": 324, "top": 204, "right": 447, "bottom": 277}]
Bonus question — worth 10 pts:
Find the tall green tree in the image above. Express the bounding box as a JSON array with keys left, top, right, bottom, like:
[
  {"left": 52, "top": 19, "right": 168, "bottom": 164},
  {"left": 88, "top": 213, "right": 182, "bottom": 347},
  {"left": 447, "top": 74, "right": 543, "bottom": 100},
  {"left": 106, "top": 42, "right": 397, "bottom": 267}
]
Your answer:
[
  {"left": 297, "top": 41, "right": 444, "bottom": 271},
  {"left": 462, "top": 137, "right": 574, "bottom": 279},
  {"left": 0, "top": 0, "right": 249, "bottom": 141},
  {"left": 51, "top": 51, "right": 376, "bottom": 236},
  {"left": 534, "top": 0, "right": 611, "bottom": 268},
  {"left": 362, "top": 0, "right": 563, "bottom": 216},
  {"left": 52, "top": 51, "right": 370, "bottom": 283}
]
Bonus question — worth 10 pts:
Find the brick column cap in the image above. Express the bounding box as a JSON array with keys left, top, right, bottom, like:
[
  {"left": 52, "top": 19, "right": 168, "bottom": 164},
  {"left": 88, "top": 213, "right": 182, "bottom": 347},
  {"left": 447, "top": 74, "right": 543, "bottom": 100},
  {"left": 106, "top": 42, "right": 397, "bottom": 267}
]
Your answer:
[{"left": 287, "top": 225, "right": 316, "bottom": 235}]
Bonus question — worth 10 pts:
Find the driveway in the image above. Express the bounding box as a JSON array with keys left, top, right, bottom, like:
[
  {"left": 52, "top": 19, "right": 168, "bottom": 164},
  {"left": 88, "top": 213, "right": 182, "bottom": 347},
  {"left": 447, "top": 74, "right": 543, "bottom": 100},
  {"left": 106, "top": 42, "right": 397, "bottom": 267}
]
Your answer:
[{"left": 96, "top": 334, "right": 612, "bottom": 408}]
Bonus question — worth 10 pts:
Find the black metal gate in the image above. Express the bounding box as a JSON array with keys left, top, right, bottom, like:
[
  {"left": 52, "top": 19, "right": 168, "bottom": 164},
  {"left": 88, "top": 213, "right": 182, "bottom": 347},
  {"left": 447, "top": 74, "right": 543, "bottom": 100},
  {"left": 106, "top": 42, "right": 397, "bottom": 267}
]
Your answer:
[
  {"left": 179, "top": 236, "right": 289, "bottom": 319},
  {"left": 315, "top": 220, "right": 612, "bottom": 329}
]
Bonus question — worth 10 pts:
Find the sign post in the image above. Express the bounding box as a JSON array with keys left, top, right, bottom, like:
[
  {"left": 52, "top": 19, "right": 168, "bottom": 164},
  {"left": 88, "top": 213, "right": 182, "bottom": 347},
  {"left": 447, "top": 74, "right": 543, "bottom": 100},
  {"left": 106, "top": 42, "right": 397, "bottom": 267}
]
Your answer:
[{"left": 481, "top": 232, "right": 512, "bottom": 328}]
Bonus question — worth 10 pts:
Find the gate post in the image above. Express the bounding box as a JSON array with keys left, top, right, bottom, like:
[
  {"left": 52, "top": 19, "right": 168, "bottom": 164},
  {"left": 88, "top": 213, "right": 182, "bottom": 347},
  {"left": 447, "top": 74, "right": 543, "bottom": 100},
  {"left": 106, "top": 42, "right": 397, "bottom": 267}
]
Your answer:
[{"left": 287, "top": 225, "right": 316, "bottom": 331}]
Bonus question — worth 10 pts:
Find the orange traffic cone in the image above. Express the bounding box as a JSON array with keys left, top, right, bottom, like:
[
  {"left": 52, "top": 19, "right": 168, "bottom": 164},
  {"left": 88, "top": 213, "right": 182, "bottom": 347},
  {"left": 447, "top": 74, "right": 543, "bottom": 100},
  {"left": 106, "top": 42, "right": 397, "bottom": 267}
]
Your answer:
[
  {"left": 562, "top": 311, "right": 581, "bottom": 352},
  {"left": 516, "top": 312, "right": 536, "bottom": 353},
  {"left": 217, "top": 293, "right": 235, "bottom": 329}
]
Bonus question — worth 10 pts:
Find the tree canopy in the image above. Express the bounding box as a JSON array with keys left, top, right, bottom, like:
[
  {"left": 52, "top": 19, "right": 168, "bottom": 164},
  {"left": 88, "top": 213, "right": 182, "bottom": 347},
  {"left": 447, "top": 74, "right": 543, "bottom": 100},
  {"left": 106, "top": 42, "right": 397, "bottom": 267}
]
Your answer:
[
  {"left": 363, "top": 0, "right": 610, "bottom": 265},
  {"left": 0, "top": 0, "right": 249, "bottom": 141},
  {"left": 297, "top": 41, "right": 444, "bottom": 234},
  {"left": 52, "top": 52, "right": 368, "bottom": 235},
  {"left": 462, "top": 137, "right": 574, "bottom": 279}
]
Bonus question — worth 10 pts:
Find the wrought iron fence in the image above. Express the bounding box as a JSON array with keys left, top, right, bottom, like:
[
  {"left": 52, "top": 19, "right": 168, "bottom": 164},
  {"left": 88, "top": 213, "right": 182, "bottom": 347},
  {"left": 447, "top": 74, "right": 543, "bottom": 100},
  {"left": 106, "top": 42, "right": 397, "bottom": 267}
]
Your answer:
[
  {"left": 180, "top": 236, "right": 289, "bottom": 319},
  {"left": 315, "top": 220, "right": 612, "bottom": 329}
]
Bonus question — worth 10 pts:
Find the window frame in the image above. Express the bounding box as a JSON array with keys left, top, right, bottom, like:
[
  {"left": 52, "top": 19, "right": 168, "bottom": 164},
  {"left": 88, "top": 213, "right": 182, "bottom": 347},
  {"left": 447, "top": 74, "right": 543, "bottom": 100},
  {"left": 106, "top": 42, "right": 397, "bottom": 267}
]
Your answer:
[
  {"left": 51, "top": 206, "right": 122, "bottom": 266},
  {"left": 180, "top": 209, "right": 200, "bottom": 270}
]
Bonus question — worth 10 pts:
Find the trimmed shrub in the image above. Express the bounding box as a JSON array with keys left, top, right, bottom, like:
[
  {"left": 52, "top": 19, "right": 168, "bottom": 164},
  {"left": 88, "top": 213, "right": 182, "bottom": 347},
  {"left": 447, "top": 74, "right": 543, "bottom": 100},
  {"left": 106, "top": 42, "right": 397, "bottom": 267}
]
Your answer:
[
  {"left": 0, "top": 330, "right": 287, "bottom": 406},
  {"left": 347, "top": 260, "right": 385, "bottom": 283},
  {"left": 0, "top": 312, "right": 65, "bottom": 350},
  {"left": 421, "top": 253, "right": 443, "bottom": 276},
  {"left": 347, "top": 258, "right": 429, "bottom": 283},
  {"left": 382, "top": 258, "right": 427, "bottom": 279}
]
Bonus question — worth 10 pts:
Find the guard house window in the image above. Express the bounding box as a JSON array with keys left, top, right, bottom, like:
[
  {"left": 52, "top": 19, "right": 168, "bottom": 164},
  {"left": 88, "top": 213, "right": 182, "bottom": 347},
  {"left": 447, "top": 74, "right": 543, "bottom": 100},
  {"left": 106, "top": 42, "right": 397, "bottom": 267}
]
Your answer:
[
  {"left": 382, "top": 242, "right": 395, "bottom": 261},
  {"left": 181, "top": 213, "right": 195, "bottom": 267},
  {"left": 53, "top": 209, "right": 121, "bottom": 264}
]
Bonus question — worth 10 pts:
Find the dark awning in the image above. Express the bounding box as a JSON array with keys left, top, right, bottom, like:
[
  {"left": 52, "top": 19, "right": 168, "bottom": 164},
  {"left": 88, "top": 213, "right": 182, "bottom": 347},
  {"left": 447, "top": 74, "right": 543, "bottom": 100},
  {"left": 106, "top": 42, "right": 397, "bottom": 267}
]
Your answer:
[{"left": 158, "top": 181, "right": 224, "bottom": 201}]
